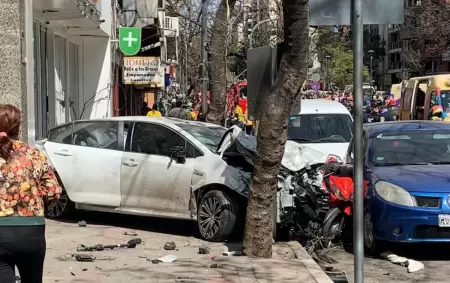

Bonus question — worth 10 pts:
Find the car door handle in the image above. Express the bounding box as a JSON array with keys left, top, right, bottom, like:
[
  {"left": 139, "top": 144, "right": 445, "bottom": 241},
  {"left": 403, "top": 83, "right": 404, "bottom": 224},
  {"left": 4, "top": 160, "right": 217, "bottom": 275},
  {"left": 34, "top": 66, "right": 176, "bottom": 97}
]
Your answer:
[
  {"left": 122, "top": 161, "right": 138, "bottom": 167},
  {"left": 54, "top": 149, "right": 72, "bottom": 156}
]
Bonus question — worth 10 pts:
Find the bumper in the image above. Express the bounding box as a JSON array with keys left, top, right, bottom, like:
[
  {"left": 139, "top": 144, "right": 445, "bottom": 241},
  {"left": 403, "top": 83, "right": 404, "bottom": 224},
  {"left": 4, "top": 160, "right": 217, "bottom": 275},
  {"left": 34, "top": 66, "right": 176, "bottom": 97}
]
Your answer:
[{"left": 370, "top": 193, "right": 450, "bottom": 243}]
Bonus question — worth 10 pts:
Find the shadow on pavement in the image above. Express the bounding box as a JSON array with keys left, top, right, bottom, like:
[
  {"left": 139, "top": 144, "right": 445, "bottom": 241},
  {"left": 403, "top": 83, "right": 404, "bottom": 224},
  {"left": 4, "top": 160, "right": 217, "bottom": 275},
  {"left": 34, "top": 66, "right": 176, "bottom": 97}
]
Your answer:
[{"left": 48, "top": 210, "right": 199, "bottom": 238}]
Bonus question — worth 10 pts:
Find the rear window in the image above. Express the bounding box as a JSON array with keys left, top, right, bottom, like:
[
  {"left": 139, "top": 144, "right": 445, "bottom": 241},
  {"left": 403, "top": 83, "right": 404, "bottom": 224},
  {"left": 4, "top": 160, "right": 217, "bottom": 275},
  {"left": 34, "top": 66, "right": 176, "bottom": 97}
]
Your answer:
[
  {"left": 48, "top": 123, "right": 73, "bottom": 144},
  {"left": 288, "top": 114, "right": 352, "bottom": 143}
]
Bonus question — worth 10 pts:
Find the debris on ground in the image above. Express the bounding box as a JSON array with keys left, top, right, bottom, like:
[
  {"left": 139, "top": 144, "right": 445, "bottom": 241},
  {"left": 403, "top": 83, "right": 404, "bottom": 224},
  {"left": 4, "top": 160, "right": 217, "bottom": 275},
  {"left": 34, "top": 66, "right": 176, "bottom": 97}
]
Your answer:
[
  {"left": 77, "top": 239, "right": 141, "bottom": 252},
  {"left": 210, "top": 263, "right": 218, "bottom": 268},
  {"left": 223, "top": 246, "right": 243, "bottom": 256},
  {"left": 198, "top": 245, "right": 211, "bottom": 254},
  {"left": 78, "top": 220, "right": 87, "bottom": 227},
  {"left": 164, "top": 241, "right": 176, "bottom": 250},
  {"left": 149, "top": 255, "right": 178, "bottom": 263},
  {"left": 122, "top": 230, "right": 138, "bottom": 236},
  {"left": 82, "top": 268, "right": 88, "bottom": 272},
  {"left": 380, "top": 251, "right": 425, "bottom": 273}
]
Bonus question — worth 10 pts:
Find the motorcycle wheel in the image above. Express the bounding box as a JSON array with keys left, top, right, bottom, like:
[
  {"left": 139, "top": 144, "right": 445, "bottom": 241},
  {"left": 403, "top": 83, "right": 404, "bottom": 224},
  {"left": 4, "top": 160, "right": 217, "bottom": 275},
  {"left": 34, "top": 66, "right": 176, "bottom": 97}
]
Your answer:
[{"left": 322, "top": 212, "right": 345, "bottom": 248}]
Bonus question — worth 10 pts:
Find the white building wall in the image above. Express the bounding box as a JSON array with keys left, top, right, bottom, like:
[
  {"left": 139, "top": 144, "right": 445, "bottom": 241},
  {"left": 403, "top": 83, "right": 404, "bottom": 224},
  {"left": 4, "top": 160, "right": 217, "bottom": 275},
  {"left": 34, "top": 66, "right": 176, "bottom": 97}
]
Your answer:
[
  {"left": 80, "top": 37, "right": 112, "bottom": 119},
  {"left": 32, "top": 0, "right": 114, "bottom": 136}
]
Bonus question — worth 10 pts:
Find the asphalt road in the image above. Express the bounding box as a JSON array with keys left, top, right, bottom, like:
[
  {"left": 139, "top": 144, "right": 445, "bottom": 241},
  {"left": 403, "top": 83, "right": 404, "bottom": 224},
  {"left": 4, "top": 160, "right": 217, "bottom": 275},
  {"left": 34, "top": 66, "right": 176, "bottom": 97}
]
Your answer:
[{"left": 324, "top": 243, "right": 450, "bottom": 283}]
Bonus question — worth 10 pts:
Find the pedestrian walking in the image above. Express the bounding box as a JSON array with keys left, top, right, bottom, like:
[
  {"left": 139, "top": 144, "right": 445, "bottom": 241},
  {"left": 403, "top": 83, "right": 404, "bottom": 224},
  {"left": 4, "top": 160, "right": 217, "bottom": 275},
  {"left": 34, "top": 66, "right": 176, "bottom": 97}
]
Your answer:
[
  {"left": 168, "top": 101, "right": 191, "bottom": 120},
  {"left": 0, "top": 104, "right": 62, "bottom": 283},
  {"left": 147, "top": 103, "right": 162, "bottom": 117}
]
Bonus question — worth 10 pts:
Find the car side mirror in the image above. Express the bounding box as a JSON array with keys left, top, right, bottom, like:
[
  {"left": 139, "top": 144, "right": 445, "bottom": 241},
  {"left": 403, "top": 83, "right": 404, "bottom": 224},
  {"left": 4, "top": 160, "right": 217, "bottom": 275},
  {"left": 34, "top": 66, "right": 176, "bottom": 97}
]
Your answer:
[{"left": 169, "top": 146, "right": 186, "bottom": 164}]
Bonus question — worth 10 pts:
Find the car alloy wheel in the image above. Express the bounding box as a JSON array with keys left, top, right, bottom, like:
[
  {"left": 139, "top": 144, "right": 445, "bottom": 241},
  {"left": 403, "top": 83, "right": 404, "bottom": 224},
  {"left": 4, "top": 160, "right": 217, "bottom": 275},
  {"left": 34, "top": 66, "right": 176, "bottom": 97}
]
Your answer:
[
  {"left": 46, "top": 191, "right": 69, "bottom": 218},
  {"left": 364, "top": 211, "right": 374, "bottom": 248},
  {"left": 199, "top": 195, "right": 222, "bottom": 239}
]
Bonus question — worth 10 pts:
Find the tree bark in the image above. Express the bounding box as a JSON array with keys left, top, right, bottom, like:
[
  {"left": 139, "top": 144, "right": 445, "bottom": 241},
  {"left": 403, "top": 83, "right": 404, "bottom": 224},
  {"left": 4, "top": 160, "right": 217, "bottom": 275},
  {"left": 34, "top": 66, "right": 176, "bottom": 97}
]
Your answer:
[
  {"left": 243, "top": 0, "right": 310, "bottom": 258},
  {"left": 206, "top": 0, "right": 237, "bottom": 125}
]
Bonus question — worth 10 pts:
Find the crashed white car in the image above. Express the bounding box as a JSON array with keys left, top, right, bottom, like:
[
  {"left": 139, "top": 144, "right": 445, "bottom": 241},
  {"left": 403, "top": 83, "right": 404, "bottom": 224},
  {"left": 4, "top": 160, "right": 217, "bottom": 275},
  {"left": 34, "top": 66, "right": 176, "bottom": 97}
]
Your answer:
[{"left": 38, "top": 117, "right": 329, "bottom": 241}]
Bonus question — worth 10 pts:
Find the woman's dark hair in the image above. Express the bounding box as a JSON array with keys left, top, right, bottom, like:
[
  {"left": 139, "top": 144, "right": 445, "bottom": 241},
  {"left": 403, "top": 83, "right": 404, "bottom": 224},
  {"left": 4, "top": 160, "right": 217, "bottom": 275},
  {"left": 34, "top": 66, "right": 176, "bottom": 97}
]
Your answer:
[
  {"left": 152, "top": 103, "right": 158, "bottom": 111},
  {"left": 0, "top": 104, "right": 21, "bottom": 160}
]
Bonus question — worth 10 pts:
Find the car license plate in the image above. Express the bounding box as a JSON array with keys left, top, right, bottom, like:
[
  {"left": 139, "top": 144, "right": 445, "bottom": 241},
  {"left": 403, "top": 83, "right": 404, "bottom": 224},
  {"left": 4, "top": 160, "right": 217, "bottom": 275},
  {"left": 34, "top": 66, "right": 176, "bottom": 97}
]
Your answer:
[{"left": 439, "top": 215, "right": 450, "bottom": 227}]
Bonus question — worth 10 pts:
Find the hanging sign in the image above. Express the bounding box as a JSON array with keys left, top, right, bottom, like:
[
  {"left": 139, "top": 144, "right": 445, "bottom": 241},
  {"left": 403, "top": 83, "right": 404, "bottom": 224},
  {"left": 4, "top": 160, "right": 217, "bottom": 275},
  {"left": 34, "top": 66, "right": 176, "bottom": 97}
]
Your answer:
[
  {"left": 119, "top": 27, "right": 142, "bottom": 56},
  {"left": 123, "top": 57, "right": 162, "bottom": 85}
]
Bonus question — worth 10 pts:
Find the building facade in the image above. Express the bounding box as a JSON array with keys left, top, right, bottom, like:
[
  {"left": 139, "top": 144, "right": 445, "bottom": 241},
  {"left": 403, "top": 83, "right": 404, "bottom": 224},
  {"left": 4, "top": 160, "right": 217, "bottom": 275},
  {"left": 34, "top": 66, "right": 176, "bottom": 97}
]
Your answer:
[{"left": 32, "top": 0, "right": 117, "bottom": 139}]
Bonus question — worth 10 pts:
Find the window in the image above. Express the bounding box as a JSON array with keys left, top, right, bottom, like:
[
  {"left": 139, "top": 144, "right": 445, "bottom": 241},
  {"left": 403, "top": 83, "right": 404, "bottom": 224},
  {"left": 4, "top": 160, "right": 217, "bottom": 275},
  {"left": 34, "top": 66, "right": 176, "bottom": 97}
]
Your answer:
[
  {"left": 403, "top": 88, "right": 413, "bottom": 111},
  {"left": 164, "top": 17, "right": 172, "bottom": 30},
  {"left": 431, "top": 91, "right": 438, "bottom": 107},
  {"left": 371, "top": 131, "right": 450, "bottom": 166},
  {"left": 288, "top": 114, "right": 353, "bottom": 143},
  {"left": 72, "top": 121, "right": 119, "bottom": 150},
  {"left": 48, "top": 123, "right": 73, "bottom": 144},
  {"left": 130, "top": 122, "right": 200, "bottom": 158},
  {"left": 175, "top": 123, "right": 226, "bottom": 153}
]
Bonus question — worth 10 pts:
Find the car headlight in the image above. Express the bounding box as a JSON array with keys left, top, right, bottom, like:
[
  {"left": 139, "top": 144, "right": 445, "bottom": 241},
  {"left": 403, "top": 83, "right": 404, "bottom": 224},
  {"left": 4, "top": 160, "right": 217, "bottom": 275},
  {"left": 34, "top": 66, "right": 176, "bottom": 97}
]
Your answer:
[{"left": 375, "top": 181, "right": 416, "bottom": 207}]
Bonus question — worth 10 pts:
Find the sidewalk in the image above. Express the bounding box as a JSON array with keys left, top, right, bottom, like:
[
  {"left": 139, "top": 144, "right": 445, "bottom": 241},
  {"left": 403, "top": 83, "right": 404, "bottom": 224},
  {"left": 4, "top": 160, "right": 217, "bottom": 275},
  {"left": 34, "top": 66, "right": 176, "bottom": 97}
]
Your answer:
[{"left": 43, "top": 217, "right": 333, "bottom": 283}]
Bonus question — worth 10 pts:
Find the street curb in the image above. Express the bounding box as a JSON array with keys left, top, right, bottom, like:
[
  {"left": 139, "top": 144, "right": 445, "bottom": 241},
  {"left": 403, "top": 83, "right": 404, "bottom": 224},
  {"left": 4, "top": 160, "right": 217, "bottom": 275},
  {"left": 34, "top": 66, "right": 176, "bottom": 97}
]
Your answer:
[{"left": 287, "top": 241, "right": 334, "bottom": 283}]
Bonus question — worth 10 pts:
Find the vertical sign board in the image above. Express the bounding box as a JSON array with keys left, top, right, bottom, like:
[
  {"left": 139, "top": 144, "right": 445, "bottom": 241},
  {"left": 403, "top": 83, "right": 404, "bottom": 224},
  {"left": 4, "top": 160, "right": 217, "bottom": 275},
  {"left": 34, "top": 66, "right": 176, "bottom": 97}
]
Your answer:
[
  {"left": 309, "top": 0, "right": 404, "bottom": 26},
  {"left": 247, "top": 46, "right": 274, "bottom": 121}
]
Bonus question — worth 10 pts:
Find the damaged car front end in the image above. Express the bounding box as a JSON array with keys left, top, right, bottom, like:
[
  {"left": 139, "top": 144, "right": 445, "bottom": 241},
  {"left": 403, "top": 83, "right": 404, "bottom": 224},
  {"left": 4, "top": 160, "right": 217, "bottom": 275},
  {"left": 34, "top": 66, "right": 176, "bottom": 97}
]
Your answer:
[{"left": 216, "top": 126, "right": 339, "bottom": 248}]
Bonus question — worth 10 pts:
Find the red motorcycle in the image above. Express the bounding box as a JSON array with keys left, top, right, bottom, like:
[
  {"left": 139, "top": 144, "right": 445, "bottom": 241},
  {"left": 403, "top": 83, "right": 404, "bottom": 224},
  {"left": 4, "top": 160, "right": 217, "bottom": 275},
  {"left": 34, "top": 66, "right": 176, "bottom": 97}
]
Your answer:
[{"left": 321, "top": 155, "right": 368, "bottom": 245}]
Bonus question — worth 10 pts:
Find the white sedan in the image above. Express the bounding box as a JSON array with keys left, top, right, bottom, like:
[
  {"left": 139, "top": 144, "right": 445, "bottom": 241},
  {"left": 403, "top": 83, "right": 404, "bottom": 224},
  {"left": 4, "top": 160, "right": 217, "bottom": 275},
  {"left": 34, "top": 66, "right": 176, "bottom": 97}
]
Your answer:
[{"left": 38, "top": 117, "right": 248, "bottom": 241}]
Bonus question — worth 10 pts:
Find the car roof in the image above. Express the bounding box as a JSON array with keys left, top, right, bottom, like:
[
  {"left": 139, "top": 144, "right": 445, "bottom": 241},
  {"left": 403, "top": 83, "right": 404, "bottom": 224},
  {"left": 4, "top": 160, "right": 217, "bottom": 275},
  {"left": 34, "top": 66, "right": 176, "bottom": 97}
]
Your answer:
[
  {"left": 67, "top": 116, "right": 226, "bottom": 129},
  {"left": 364, "top": 121, "right": 450, "bottom": 138},
  {"left": 292, "top": 99, "right": 351, "bottom": 115}
]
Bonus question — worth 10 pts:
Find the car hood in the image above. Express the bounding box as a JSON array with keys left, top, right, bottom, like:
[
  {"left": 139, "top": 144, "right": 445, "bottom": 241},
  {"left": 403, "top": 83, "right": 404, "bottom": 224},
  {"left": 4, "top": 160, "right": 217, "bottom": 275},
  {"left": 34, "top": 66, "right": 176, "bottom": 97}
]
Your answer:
[
  {"left": 373, "top": 165, "right": 450, "bottom": 193},
  {"left": 217, "top": 126, "right": 329, "bottom": 171},
  {"left": 298, "top": 143, "right": 348, "bottom": 162}
]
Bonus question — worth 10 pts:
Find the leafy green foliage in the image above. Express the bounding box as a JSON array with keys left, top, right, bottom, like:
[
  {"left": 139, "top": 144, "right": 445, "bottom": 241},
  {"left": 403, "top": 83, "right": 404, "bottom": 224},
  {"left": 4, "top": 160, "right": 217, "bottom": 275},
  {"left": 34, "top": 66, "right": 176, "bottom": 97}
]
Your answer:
[{"left": 315, "top": 27, "right": 371, "bottom": 86}]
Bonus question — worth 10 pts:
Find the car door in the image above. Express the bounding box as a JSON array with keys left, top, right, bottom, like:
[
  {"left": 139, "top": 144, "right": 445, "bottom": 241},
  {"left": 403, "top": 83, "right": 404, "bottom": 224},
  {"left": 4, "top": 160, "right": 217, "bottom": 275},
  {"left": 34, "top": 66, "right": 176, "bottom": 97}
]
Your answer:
[
  {"left": 45, "top": 120, "right": 122, "bottom": 207},
  {"left": 120, "top": 121, "right": 197, "bottom": 216}
]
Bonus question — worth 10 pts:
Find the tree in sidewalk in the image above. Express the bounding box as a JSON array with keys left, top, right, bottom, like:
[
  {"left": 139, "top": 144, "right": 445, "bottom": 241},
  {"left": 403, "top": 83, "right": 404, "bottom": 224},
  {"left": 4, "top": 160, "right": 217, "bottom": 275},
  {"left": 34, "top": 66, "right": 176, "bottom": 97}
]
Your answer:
[
  {"left": 403, "top": 0, "right": 450, "bottom": 71},
  {"left": 206, "top": 0, "right": 239, "bottom": 125},
  {"left": 242, "top": 0, "right": 310, "bottom": 258}
]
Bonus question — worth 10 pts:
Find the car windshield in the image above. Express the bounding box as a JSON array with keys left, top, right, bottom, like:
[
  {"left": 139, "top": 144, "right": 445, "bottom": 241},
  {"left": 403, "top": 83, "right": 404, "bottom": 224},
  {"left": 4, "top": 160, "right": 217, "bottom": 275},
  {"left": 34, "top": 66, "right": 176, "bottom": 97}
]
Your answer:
[
  {"left": 288, "top": 114, "right": 353, "bottom": 143},
  {"left": 371, "top": 131, "right": 450, "bottom": 166},
  {"left": 176, "top": 123, "right": 227, "bottom": 153}
]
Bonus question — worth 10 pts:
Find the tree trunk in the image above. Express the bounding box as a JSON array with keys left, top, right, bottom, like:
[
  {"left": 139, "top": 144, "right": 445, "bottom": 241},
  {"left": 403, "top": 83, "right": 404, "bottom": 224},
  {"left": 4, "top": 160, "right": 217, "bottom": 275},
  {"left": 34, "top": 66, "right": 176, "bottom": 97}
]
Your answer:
[
  {"left": 206, "top": 0, "right": 237, "bottom": 125},
  {"left": 243, "top": 0, "right": 310, "bottom": 258}
]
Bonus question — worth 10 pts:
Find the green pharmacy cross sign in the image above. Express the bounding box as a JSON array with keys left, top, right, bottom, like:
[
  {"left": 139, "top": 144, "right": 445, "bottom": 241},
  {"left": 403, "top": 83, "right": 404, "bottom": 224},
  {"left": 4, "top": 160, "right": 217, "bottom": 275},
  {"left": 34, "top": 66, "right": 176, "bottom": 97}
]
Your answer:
[{"left": 119, "top": 27, "right": 142, "bottom": 56}]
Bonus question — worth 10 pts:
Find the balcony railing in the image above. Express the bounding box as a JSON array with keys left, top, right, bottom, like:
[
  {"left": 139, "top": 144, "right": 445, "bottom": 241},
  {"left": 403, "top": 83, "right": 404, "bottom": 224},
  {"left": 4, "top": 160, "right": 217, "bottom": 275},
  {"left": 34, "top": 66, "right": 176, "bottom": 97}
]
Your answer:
[
  {"left": 389, "top": 62, "right": 402, "bottom": 70},
  {"left": 389, "top": 41, "right": 401, "bottom": 50}
]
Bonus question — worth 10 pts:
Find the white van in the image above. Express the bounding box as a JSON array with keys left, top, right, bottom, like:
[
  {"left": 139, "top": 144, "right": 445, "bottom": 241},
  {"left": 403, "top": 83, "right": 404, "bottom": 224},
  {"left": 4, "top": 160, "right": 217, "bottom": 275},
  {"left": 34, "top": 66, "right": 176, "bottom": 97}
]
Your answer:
[{"left": 288, "top": 99, "right": 353, "bottom": 160}]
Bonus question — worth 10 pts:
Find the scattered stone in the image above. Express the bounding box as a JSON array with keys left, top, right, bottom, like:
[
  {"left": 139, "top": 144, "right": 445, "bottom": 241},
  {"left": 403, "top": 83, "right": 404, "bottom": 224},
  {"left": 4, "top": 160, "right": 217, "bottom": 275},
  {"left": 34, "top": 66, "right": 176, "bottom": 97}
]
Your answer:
[
  {"left": 123, "top": 231, "right": 138, "bottom": 236},
  {"left": 198, "top": 245, "right": 211, "bottom": 254},
  {"left": 150, "top": 259, "right": 159, "bottom": 264},
  {"left": 210, "top": 263, "right": 218, "bottom": 268},
  {"left": 78, "top": 220, "right": 87, "bottom": 227},
  {"left": 164, "top": 241, "right": 176, "bottom": 250},
  {"left": 70, "top": 272, "right": 75, "bottom": 276},
  {"left": 82, "top": 268, "right": 87, "bottom": 272},
  {"left": 383, "top": 272, "right": 390, "bottom": 276}
]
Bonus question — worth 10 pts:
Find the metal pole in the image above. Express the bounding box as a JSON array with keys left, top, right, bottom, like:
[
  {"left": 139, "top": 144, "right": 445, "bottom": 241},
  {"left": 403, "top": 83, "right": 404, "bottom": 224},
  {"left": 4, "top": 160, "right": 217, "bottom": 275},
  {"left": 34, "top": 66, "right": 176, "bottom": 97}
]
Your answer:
[
  {"left": 201, "top": 0, "right": 209, "bottom": 113},
  {"left": 185, "top": 41, "right": 189, "bottom": 95},
  {"left": 351, "top": 0, "right": 364, "bottom": 282},
  {"left": 370, "top": 56, "right": 373, "bottom": 86}
]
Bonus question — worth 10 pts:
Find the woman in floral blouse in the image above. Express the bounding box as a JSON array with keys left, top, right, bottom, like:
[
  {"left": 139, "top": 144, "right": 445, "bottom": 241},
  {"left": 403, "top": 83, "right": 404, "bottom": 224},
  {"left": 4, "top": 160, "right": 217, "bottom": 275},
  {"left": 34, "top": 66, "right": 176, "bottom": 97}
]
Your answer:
[{"left": 0, "top": 104, "right": 62, "bottom": 283}]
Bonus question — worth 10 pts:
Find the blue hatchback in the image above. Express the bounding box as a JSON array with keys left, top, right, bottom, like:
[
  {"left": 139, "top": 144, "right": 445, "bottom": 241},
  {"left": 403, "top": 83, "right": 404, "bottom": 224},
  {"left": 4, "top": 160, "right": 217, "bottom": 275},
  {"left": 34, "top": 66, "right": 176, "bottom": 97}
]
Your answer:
[{"left": 345, "top": 121, "right": 450, "bottom": 254}]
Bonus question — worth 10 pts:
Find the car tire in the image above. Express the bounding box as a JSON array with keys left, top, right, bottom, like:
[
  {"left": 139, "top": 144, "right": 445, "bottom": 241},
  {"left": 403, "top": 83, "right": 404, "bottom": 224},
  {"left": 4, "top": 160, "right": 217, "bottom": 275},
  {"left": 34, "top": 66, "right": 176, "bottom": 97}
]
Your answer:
[
  {"left": 364, "top": 209, "right": 387, "bottom": 256},
  {"left": 45, "top": 173, "right": 75, "bottom": 219},
  {"left": 197, "top": 190, "right": 239, "bottom": 242}
]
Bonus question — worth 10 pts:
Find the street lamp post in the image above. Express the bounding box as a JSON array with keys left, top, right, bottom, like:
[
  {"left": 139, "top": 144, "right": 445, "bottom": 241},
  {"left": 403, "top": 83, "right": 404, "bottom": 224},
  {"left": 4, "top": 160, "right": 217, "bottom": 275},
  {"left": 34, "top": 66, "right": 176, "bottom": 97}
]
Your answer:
[
  {"left": 368, "top": 49, "right": 374, "bottom": 86},
  {"left": 325, "top": 55, "right": 331, "bottom": 91},
  {"left": 248, "top": 18, "right": 271, "bottom": 48}
]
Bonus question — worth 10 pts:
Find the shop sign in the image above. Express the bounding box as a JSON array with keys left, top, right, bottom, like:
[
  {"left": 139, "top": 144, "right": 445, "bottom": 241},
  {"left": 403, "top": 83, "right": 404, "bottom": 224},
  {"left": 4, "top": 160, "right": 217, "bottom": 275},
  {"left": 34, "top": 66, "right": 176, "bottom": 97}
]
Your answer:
[{"left": 123, "top": 57, "right": 162, "bottom": 85}]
